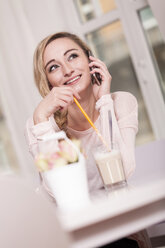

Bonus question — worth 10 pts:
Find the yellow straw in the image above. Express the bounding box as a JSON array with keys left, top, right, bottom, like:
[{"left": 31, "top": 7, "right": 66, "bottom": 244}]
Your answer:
[{"left": 73, "top": 97, "right": 110, "bottom": 152}]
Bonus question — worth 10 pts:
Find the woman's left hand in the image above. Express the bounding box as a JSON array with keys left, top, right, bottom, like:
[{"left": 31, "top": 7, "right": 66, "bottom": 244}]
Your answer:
[{"left": 89, "top": 55, "right": 112, "bottom": 100}]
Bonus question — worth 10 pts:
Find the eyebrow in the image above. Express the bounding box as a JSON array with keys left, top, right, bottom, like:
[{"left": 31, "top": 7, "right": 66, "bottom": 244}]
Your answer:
[
  {"left": 44, "top": 48, "right": 78, "bottom": 70},
  {"left": 64, "top": 48, "right": 78, "bottom": 56},
  {"left": 45, "top": 59, "right": 55, "bottom": 70}
]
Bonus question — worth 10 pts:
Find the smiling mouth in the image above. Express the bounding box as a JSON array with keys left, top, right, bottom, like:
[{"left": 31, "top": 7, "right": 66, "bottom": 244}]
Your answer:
[{"left": 64, "top": 75, "right": 81, "bottom": 85}]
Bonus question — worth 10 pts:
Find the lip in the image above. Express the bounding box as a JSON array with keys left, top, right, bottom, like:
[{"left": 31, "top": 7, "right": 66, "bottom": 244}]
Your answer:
[{"left": 64, "top": 75, "right": 81, "bottom": 86}]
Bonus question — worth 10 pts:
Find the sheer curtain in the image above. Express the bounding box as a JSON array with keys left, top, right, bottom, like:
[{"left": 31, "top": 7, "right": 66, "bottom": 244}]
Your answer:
[{"left": 0, "top": 0, "right": 67, "bottom": 183}]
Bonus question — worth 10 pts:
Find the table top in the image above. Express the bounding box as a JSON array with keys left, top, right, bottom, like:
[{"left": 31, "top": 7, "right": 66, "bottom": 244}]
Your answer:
[
  {"left": 59, "top": 178, "right": 165, "bottom": 231},
  {"left": 58, "top": 139, "right": 165, "bottom": 232}
]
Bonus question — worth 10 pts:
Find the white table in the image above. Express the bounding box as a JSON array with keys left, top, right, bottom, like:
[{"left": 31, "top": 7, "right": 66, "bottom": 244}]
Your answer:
[{"left": 58, "top": 139, "right": 165, "bottom": 248}]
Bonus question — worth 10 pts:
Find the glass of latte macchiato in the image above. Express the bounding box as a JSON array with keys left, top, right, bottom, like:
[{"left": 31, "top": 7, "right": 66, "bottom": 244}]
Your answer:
[{"left": 93, "top": 143, "right": 127, "bottom": 190}]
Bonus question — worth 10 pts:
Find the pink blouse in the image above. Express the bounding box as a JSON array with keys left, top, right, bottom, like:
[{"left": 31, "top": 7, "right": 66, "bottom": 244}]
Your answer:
[{"left": 25, "top": 92, "right": 138, "bottom": 192}]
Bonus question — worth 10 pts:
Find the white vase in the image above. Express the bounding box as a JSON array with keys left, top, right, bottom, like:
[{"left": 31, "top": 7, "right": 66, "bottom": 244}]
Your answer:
[{"left": 43, "top": 154, "right": 90, "bottom": 212}]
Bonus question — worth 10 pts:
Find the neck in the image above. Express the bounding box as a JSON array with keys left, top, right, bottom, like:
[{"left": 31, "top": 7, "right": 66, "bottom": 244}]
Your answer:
[{"left": 67, "top": 89, "right": 99, "bottom": 131}]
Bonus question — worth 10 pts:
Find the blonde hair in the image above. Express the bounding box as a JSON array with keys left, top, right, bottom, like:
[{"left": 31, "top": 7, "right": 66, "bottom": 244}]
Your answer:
[{"left": 33, "top": 32, "right": 91, "bottom": 136}]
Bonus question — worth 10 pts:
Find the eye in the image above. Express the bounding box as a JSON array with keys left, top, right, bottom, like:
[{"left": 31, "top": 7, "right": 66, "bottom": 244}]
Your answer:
[
  {"left": 48, "top": 64, "right": 59, "bottom": 73},
  {"left": 68, "top": 53, "right": 78, "bottom": 61}
]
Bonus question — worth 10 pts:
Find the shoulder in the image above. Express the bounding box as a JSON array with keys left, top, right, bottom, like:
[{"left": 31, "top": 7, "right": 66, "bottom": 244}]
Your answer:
[
  {"left": 96, "top": 92, "right": 137, "bottom": 112},
  {"left": 111, "top": 91, "right": 138, "bottom": 119},
  {"left": 111, "top": 91, "right": 137, "bottom": 104},
  {"left": 111, "top": 91, "right": 138, "bottom": 109}
]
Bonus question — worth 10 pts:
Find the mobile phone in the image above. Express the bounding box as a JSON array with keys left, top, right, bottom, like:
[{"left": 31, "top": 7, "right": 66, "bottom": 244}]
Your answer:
[{"left": 88, "top": 51, "right": 102, "bottom": 86}]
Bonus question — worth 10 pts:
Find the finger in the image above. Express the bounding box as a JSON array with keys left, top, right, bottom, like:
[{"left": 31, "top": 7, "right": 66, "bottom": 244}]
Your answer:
[
  {"left": 89, "top": 61, "right": 106, "bottom": 69},
  {"left": 53, "top": 87, "right": 73, "bottom": 99},
  {"left": 57, "top": 99, "right": 72, "bottom": 109},
  {"left": 52, "top": 86, "right": 81, "bottom": 101},
  {"left": 90, "top": 64, "right": 111, "bottom": 78},
  {"left": 89, "top": 56, "right": 105, "bottom": 65},
  {"left": 64, "top": 87, "right": 81, "bottom": 100},
  {"left": 90, "top": 68, "right": 109, "bottom": 81},
  {"left": 58, "top": 94, "right": 74, "bottom": 104}
]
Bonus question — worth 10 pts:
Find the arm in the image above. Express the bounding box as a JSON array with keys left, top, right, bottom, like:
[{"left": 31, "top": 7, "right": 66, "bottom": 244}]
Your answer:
[
  {"left": 26, "top": 85, "right": 80, "bottom": 157},
  {"left": 33, "top": 86, "right": 80, "bottom": 125},
  {"left": 24, "top": 115, "right": 60, "bottom": 158},
  {"left": 90, "top": 56, "right": 138, "bottom": 177},
  {"left": 96, "top": 92, "right": 138, "bottom": 178}
]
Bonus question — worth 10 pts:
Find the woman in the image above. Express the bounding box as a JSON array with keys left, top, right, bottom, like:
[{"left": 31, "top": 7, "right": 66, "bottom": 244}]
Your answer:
[
  {"left": 25, "top": 31, "right": 138, "bottom": 191},
  {"left": 25, "top": 32, "right": 153, "bottom": 248}
]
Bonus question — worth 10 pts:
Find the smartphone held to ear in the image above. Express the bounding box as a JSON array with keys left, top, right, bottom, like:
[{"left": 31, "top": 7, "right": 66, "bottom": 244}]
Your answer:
[{"left": 88, "top": 51, "right": 102, "bottom": 86}]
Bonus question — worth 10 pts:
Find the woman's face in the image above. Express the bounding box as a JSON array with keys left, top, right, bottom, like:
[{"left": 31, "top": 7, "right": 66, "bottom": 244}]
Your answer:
[{"left": 43, "top": 37, "right": 91, "bottom": 94}]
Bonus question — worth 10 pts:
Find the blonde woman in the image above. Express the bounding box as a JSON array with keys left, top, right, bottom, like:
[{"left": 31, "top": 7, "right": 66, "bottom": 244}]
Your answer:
[
  {"left": 25, "top": 32, "right": 153, "bottom": 248},
  {"left": 25, "top": 31, "right": 138, "bottom": 191}
]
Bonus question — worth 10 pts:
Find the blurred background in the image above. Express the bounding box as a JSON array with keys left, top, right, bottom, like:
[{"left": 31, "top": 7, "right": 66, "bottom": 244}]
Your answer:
[{"left": 0, "top": 0, "right": 165, "bottom": 182}]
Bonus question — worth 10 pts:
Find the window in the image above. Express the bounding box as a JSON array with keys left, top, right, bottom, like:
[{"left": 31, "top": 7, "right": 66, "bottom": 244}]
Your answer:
[
  {"left": 74, "top": 0, "right": 116, "bottom": 23},
  {"left": 62, "top": 0, "right": 165, "bottom": 144},
  {"left": 86, "top": 21, "right": 154, "bottom": 145}
]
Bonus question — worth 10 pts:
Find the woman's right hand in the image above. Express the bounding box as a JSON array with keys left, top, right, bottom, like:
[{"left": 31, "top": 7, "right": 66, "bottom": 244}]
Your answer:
[{"left": 33, "top": 86, "right": 80, "bottom": 125}]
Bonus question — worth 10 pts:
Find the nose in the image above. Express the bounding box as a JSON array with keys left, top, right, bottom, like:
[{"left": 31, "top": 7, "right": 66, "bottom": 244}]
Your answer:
[{"left": 62, "top": 62, "right": 74, "bottom": 77}]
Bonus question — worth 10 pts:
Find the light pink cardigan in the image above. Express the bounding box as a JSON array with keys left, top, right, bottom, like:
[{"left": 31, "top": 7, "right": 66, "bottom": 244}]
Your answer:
[{"left": 25, "top": 92, "right": 138, "bottom": 192}]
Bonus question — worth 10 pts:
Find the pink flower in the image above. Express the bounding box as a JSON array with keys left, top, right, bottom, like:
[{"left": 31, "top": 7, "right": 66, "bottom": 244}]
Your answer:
[
  {"left": 47, "top": 152, "right": 63, "bottom": 169},
  {"left": 34, "top": 138, "right": 80, "bottom": 172},
  {"left": 58, "top": 140, "right": 78, "bottom": 163}
]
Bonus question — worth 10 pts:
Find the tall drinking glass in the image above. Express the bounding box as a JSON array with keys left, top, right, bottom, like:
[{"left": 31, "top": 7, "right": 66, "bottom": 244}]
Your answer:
[{"left": 93, "top": 143, "right": 127, "bottom": 190}]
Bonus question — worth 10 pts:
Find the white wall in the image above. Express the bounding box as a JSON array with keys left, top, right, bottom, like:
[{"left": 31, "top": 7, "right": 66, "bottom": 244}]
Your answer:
[{"left": 0, "top": 0, "right": 70, "bottom": 184}]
